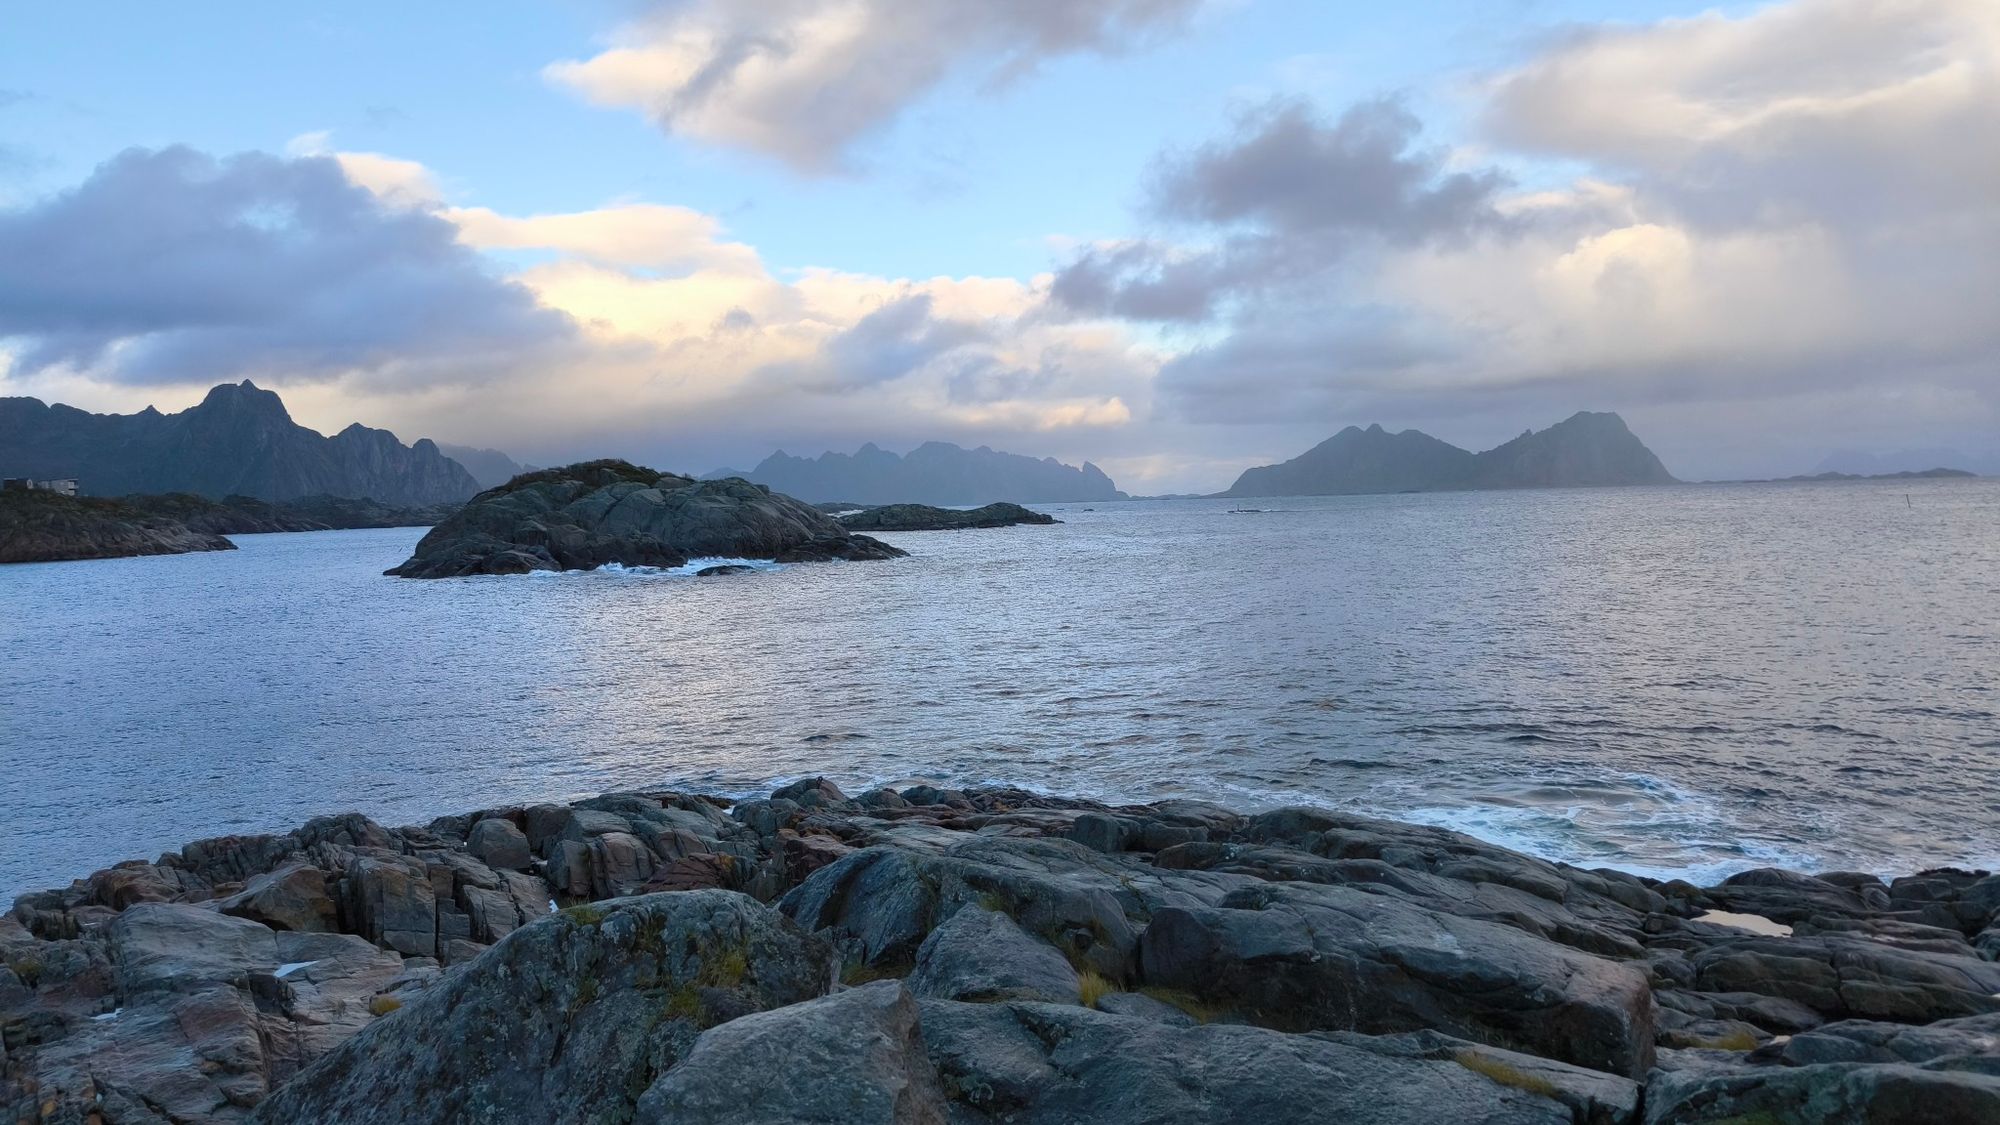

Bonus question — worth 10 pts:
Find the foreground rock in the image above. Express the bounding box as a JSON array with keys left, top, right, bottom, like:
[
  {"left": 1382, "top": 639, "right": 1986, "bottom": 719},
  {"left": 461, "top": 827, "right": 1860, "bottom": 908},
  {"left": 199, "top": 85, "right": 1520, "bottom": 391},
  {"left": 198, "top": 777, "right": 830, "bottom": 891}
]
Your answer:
[
  {"left": 838, "top": 502, "right": 1058, "bottom": 532},
  {"left": 386, "top": 459, "right": 906, "bottom": 578},
  {"left": 0, "top": 488, "right": 236, "bottom": 564},
  {"left": 6, "top": 784, "right": 1998, "bottom": 1123}
]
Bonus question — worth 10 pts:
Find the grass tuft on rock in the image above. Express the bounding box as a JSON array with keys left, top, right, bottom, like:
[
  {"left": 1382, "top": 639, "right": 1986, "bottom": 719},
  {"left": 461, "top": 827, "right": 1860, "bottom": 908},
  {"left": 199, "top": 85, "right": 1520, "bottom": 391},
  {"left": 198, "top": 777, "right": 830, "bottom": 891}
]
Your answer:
[
  {"left": 1451, "top": 1050, "right": 1561, "bottom": 1098},
  {"left": 1078, "top": 969, "right": 1116, "bottom": 1009},
  {"left": 560, "top": 903, "right": 608, "bottom": 927},
  {"left": 368, "top": 995, "right": 403, "bottom": 1017}
]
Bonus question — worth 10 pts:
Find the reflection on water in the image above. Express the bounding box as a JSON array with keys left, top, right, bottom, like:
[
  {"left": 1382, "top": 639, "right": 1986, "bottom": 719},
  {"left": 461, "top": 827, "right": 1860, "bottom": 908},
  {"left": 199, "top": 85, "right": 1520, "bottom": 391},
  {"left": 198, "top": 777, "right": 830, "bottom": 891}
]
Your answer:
[{"left": 3, "top": 479, "right": 1997, "bottom": 898}]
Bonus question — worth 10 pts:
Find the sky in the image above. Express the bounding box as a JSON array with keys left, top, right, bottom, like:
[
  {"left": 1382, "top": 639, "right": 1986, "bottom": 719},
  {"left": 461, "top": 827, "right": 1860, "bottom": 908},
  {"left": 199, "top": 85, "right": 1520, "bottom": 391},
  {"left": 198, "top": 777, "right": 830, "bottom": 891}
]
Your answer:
[{"left": 2, "top": 0, "right": 1995, "bottom": 491}]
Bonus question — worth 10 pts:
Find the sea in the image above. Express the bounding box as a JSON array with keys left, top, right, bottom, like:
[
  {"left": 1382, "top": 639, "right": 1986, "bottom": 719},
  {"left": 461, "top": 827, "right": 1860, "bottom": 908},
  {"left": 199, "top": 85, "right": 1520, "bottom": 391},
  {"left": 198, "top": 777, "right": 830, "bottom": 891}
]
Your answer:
[{"left": 4, "top": 479, "right": 1997, "bottom": 902}]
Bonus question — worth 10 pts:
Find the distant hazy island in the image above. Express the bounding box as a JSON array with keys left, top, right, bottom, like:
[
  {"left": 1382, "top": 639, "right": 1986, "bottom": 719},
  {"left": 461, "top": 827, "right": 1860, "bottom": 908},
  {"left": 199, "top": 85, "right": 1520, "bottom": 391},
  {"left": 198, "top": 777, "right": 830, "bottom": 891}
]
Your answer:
[
  {"left": 1226, "top": 411, "right": 1677, "bottom": 498},
  {"left": 838, "top": 501, "right": 1058, "bottom": 532},
  {"left": 710, "top": 441, "right": 1126, "bottom": 506}
]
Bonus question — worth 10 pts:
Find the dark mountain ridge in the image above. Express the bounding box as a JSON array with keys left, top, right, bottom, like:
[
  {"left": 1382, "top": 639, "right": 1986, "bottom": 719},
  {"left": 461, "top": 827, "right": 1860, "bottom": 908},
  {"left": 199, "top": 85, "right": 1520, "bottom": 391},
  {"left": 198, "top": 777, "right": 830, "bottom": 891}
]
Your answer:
[
  {"left": 0, "top": 382, "right": 481, "bottom": 507},
  {"left": 1225, "top": 411, "right": 1677, "bottom": 498},
  {"left": 710, "top": 441, "right": 1126, "bottom": 506}
]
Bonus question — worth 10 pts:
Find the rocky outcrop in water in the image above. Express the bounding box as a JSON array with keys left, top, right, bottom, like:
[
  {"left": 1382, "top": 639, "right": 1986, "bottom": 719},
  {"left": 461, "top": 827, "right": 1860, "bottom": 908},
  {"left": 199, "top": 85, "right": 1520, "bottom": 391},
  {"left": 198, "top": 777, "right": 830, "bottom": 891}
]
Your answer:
[
  {"left": 6, "top": 783, "right": 1997, "bottom": 1122},
  {"left": 385, "top": 459, "right": 905, "bottom": 578},
  {"left": 1226, "top": 411, "right": 1679, "bottom": 498},
  {"left": 838, "top": 502, "right": 1058, "bottom": 532},
  {"left": 0, "top": 381, "right": 481, "bottom": 506},
  {"left": 116, "top": 493, "right": 454, "bottom": 535},
  {"left": 710, "top": 441, "right": 1127, "bottom": 506},
  {"left": 0, "top": 489, "right": 236, "bottom": 564}
]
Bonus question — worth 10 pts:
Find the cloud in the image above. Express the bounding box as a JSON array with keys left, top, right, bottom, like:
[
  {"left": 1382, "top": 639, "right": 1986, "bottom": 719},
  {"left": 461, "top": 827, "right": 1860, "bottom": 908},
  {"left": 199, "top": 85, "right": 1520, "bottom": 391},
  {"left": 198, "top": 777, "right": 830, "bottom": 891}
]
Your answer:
[
  {"left": 447, "top": 203, "right": 764, "bottom": 274},
  {"left": 546, "top": 0, "right": 1199, "bottom": 172},
  {"left": 1075, "top": 0, "right": 2000, "bottom": 476},
  {"left": 1051, "top": 99, "right": 1511, "bottom": 322},
  {"left": 0, "top": 146, "right": 573, "bottom": 387}
]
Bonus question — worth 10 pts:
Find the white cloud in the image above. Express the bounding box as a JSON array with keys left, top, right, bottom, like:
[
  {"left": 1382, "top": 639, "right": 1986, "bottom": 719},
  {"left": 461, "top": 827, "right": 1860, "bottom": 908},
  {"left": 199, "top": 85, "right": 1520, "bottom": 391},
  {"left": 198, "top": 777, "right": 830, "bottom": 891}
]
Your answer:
[
  {"left": 546, "top": 0, "right": 1199, "bottom": 172},
  {"left": 1126, "top": 0, "right": 2000, "bottom": 475}
]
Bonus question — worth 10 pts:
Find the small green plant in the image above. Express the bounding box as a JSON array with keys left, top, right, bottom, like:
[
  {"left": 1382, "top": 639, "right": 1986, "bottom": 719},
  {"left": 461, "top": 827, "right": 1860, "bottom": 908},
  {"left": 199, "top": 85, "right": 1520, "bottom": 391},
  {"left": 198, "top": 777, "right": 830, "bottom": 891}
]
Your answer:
[
  {"left": 8, "top": 956, "right": 44, "bottom": 988},
  {"left": 695, "top": 947, "right": 749, "bottom": 989},
  {"left": 560, "top": 903, "right": 607, "bottom": 926},
  {"left": 664, "top": 984, "right": 703, "bottom": 1022},
  {"left": 976, "top": 891, "right": 1009, "bottom": 913},
  {"left": 1452, "top": 1051, "right": 1560, "bottom": 1098},
  {"left": 1078, "top": 969, "right": 1116, "bottom": 1008},
  {"left": 368, "top": 994, "right": 403, "bottom": 1017},
  {"left": 1691, "top": 1029, "right": 1761, "bottom": 1051}
]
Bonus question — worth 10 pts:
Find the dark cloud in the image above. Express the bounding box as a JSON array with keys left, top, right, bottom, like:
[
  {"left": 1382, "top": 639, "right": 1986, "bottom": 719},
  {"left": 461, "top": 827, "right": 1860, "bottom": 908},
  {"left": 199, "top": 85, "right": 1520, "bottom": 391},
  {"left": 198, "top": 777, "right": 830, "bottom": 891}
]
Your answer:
[
  {"left": 822, "top": 294, "right": 991, "bottom": 386},
  {"left": 1154, "top": 98, "right": 1509, "bottom": 240},
  {"left": 0, "top": 146, "right": 573, "bottom": 386},
  {"left": 1050, "top": 99, "right": 1510, "bottom": 322}
]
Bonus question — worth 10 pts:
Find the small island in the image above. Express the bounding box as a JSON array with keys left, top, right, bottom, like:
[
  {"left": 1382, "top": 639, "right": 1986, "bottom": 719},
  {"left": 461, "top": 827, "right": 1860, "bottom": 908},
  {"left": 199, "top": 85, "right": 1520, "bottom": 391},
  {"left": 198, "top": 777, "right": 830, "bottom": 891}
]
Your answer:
[
  {"left": 0, "top": 488, "right": 236, "bottom": 564},
  {"left": 386, "top": 459, "right": 905, "bottom": 578},
  {"left": 838, "top": 501, "right": 1059, "bottom": 532}
]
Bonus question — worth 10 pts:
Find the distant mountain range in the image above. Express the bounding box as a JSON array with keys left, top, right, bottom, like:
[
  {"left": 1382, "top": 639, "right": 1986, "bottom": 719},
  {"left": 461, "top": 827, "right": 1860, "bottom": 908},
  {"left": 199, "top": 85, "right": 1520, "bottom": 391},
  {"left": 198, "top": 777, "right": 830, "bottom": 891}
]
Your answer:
[
  {"left": 438, "top": 444, "right": 537, "bottom": 490},
  {"left": 1812, "top": 448, "right": 1998, "bottom": 477},
  {"left": 0, "top": 381, "right": 481, "bottom": 507},
  {"left": 709, "top": 442, "right": 1127, "bottom": 506},
  {"left": 1225, "top": 411, "right": 1677, "bottom": 498}
]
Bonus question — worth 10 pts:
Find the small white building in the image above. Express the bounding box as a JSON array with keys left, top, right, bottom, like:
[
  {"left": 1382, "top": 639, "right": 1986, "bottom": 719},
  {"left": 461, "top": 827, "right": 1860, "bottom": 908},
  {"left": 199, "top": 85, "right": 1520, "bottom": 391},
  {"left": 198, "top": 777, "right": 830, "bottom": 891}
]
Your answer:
[{"left": 1, "top": 478, "right": 80, "bottom": 496}]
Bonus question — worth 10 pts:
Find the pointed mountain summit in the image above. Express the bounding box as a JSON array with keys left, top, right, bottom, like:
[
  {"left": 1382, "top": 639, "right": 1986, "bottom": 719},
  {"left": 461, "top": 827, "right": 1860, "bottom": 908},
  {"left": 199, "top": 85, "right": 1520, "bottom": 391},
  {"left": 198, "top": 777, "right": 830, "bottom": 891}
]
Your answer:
[
  {"left": 709, "top": 441, "right": 1125, "bottom": 506},
  {"left": 0, "top": 381, "right": 481, "bottom": 506},
  {"left": 1224, "top": 411, "right": 1676, "bottom": 498}
]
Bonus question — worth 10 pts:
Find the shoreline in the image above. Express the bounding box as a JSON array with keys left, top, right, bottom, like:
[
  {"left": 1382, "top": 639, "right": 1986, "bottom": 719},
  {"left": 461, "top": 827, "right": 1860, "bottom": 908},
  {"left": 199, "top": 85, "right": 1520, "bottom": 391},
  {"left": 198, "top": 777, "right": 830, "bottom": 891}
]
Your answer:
[{"left": 6, "top": 779, "right": 1997, "bottom": 1122}]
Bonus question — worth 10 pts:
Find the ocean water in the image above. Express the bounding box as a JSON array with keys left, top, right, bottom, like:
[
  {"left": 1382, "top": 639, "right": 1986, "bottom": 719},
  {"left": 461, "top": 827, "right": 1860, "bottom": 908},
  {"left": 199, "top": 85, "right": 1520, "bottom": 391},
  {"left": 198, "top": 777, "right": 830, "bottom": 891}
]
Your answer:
[{"left": 4, "top": 479, "right": 1998, "bottom": 901}]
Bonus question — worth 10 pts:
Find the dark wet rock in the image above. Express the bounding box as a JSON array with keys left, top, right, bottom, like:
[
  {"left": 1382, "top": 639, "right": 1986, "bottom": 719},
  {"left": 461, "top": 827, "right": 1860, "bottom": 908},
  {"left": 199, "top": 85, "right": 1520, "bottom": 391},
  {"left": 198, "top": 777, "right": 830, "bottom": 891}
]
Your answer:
[
  {"left": 217, "top": 861, "right": 336, "bottom": 933},
  {"left": 1642, "top": 1059, "right": 2000, "bottom": 1123},
  {"left": 908, "top": 906, "right": 1081, "bottom": 1005},
  {"left": 636, "top": 980, "right": 945, "bottom": 1124},
  {"left": 249, "top": 891, "right": 832, "bottom": 1124},
  {"left": 773, "top": 776, "right": 854, "bottom": 810},
  {"left": 464, "top": 816, "right": 531, "bottom": 870},
  {"left": 385, "top": 459, "right": 904, "bottom": 578},
  {"left": 837, "top": 501, "right": 1058, "bottom": 532},
  {"left": 1690, "top": 934, "right": 2000, "bottom": 1022},
  {"left": 1767, "top": 1011, "right": 2000, "bottom": 1067},
  {"left": 1137, "top": 881, "right": 1658, "bottom": 1078},
  {"left": 779, "top": 840, "right": 1141, "bottom": 978},
  {"left": 694, "top": 563, "right": 756, "bottom": 576},
  {"left": 1324, "top": 1028, "right": 1643, "bottom": 1125},
  {"left": 918, "top": 997, "right": 1599, "bottom": 1124}
]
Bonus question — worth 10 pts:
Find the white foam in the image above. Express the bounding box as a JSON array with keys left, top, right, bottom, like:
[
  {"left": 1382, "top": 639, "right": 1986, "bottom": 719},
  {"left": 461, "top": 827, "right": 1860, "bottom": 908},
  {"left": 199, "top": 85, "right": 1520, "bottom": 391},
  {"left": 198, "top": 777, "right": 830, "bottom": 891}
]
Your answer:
[
  {"left": 274, "top": 961, "right": 316, "bottom": 979},
  {"left": 91, "top": 1008, "right": 122, "bottom": 1022},
  {"left": 596, "top": 557, "right": 783, "bottom": 578}
]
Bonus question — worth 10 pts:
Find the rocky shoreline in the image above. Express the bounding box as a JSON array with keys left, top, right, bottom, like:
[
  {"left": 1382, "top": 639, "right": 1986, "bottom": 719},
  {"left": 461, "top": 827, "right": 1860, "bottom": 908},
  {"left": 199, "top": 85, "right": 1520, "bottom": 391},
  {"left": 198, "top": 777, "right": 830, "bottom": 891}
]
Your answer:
[
  {"left": 5, "top": 782, "right": 1996, "bottom": 1123},
  {"left": 0, "top": 490, "right": 236, "bottom": 564}
]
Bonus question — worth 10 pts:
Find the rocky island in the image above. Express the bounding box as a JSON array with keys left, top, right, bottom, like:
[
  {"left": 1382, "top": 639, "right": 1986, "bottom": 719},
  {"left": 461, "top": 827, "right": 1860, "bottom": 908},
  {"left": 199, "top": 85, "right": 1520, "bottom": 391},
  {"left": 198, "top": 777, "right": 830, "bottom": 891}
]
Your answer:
[
  {"left": 386, "top": 460, "right": 905, "bottom": 578},
  {"left": 0, "top": 489, "right": 236, "bottom": 564},
  {"left": 5, "top": 782, "right": 1996, "bottom": 1123},
  {"left": 838, "top": 502, "right": 1059, "bottom": 532}
]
